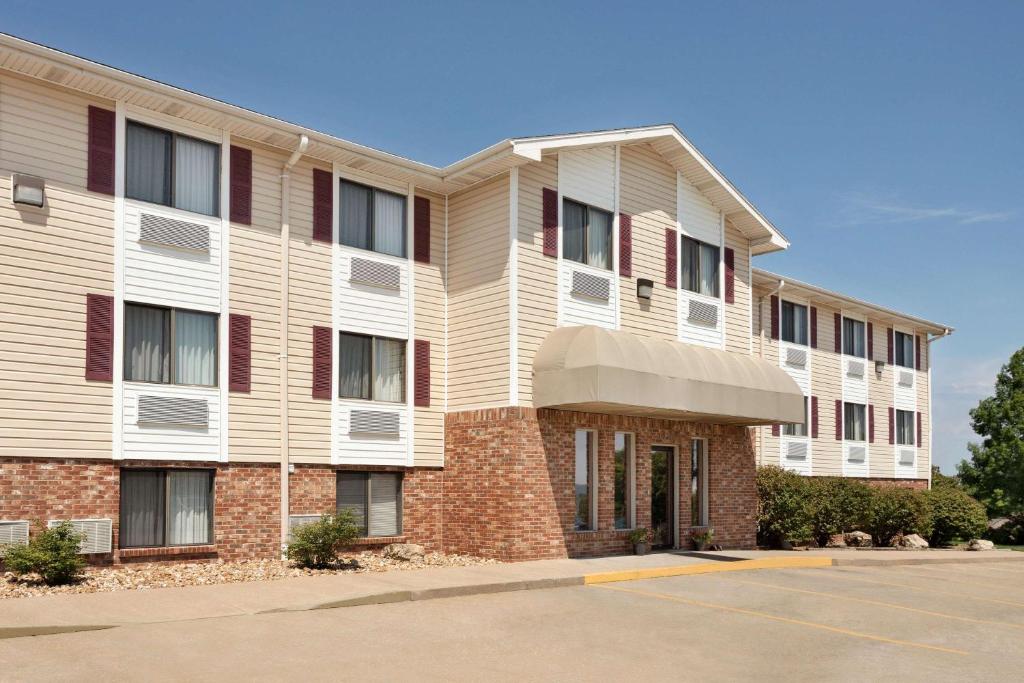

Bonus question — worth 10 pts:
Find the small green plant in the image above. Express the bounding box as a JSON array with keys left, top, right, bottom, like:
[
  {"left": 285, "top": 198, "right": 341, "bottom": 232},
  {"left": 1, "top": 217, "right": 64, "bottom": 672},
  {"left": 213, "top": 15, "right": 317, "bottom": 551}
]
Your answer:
[
  {"left": 808, "top": 477, "right": 872, "bottom": 547},
  {"left": 690, "top": 527, "right": 714, "bottom": 549},
  {"left": 925, "top": 487, "right": 988, "bottom": 547},
  {"left": 627, "top": 528, "right": 652, "bottom": 545},
  {"left": 2, "top": 521, "right": 86, "bottom": 586},
  {"left": 756, "top": 466, "right": 812, "bottom": 547},
  {"left": 865, "top": 487, "right": 932, "bottom": 547},
  {"left": 286, "top": 511, "right": 360, "bottom": 569}
]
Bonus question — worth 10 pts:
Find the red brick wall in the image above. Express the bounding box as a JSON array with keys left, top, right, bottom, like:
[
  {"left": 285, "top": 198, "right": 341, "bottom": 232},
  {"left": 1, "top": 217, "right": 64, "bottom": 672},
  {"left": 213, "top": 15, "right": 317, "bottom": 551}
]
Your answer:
[{"left": 443, "top": 408, "right": 758, "bottom": 561}]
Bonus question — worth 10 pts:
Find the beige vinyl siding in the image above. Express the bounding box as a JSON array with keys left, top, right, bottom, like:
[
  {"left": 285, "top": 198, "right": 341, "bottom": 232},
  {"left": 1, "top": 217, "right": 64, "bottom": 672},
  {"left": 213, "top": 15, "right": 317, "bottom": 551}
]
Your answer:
[
  {"left": 617, "top": 143, "right": 676, "bottom": 342},
  {"left": 228, "top": 141, "right": 283, "bottom": 464},
  {"left": 867, "top": 320, "right": 894, "bottom": 478},
  {"left": 413, "top": 189, "right": 446, "bottom": 466},
  {"left": 287, "top": 161, "right": 332, "bottom": 463},
  {"left": 809, "top": 303, "right": 843, "bottom": 476},
  {"left": 516, "top": 154, "right": 558, "bottom": 404},
  {"left": 447, "top": 173, "right": 510, "bottom": 409},
  {"left": 724, "top": 220, "right": 751, "bottom": 355},
  {"left": 0, "top": 74, "right": 115, "bottom": 459},
  {"left": 916, "top": 334, "right": 931, "bottom": 479}
]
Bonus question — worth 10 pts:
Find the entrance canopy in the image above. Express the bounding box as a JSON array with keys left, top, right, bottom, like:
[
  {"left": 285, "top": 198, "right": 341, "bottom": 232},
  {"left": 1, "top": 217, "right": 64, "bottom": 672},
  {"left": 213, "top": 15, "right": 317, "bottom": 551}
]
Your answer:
[{"left": 533, "top": 326, "right": 804, "bottom": 426}]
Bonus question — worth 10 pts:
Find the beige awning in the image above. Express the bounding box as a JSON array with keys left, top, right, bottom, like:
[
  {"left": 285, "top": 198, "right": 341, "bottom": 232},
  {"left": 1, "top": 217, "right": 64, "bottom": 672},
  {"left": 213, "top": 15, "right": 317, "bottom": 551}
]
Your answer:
[{"left": 533, "top": 326, "right": 805, "bottom": 426}]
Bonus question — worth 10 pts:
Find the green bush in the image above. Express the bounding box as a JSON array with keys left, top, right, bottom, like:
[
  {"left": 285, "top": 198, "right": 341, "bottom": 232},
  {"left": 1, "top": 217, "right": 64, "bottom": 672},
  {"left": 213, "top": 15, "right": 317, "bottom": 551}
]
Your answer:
[
  {"left": 865, "top": 487, "right": 932, "bottom": 546},
  {"left": 925, "top": 487, "right": 988, "bottom": 547},
  {"left": 756, "top": 466, "right": 811, "bottom": 547},
  {"left": 987, "top": 515, "right": 1024, "bottom": 545},
  {"left": 807, "top": 478, "right": 872, "bottom": 547},
  {"left": 2, "top": 522, "right": 86, "bottom": 585},
  {"left": 286, "top": 511, "right": 360, "bottom": 569}
]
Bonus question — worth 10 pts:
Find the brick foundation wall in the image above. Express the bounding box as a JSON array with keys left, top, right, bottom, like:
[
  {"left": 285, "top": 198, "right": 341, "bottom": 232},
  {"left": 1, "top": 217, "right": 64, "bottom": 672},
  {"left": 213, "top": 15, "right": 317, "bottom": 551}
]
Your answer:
[{"left": 443, "top": 408, "right": 758, "bottom": 561}]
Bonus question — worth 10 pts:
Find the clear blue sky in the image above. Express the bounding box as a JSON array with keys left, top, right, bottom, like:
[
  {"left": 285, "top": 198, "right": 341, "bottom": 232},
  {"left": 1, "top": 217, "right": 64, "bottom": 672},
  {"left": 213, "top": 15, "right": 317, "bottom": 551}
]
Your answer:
[{"left": 5, "top": 1, "right": 1021, "bottom": 473}]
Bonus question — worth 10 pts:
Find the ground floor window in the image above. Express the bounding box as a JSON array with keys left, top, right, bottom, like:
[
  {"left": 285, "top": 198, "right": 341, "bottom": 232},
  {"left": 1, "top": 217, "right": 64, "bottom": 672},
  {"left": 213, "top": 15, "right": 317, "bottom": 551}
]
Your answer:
[
  {"left": 574, "top": 430, "right": 597, "bottom": 531},
  {"left": 120, "top": 469, "right": 214, "bottom": 548},
  {"left": 691, "top": 439, "right": 708, "bottom": 527},
  {"left": 613, "top": 433, "right": 634, "bottom": 529},
  {"left": 337, "top": 472, "right": 402, "bottom": 537}
]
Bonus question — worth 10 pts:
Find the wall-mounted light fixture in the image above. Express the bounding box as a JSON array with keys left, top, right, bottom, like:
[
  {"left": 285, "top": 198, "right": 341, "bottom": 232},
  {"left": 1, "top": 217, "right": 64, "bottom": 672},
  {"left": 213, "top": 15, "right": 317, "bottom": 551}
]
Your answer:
[
  {"left": 875, "top": 360, "right": 885, "bottom": 377},
  {"left": 636, "top": 278, "right": 654, "bottom": 300},
  {"left": 12, "top": 173, "right": 45, "bottom": 208}
]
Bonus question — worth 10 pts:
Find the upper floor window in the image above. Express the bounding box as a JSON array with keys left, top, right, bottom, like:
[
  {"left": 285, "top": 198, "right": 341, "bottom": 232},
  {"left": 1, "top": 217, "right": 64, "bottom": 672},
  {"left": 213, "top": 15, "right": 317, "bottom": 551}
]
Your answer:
[
  {"left": 896, "top": 409, "right": 915, "bottom": 446},
  {"left": 842, "top": 317, "right": 866, "bottom": 358},
  {"left": 895, "top": 331, "right": 914, "bottom": 368},
  {"left": 338, "top": 332, "right": 405, "bottom": 403},
  {"left": 783, "top": 397, "right": 809, "bottom": 437},
  {"left": 124, "top": 303, "right": 217, "bottom": 387},
  {"left": 681, "top": 236, "right": 719, "bottom": 298},
  {"left": 781, "top": 301, "right": 808, "bottom": 345},
  {"left": 126, "top": 121, "right": 220, "bottom": 217},
  {"left": 339, "top": 180, "right": 407, "bottom": 258},
  {"left": 563, "top": 198, "right": 612, "bottom": 270},
  {"left": 843, "top": 402, "right": 866, "bottom": 442}
]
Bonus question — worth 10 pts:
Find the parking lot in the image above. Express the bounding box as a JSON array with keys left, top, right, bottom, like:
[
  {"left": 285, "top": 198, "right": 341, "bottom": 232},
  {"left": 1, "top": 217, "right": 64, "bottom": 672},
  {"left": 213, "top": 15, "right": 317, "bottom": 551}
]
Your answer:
[{"left": 2, "top": 560, "right": 1023, "bottom": 681}]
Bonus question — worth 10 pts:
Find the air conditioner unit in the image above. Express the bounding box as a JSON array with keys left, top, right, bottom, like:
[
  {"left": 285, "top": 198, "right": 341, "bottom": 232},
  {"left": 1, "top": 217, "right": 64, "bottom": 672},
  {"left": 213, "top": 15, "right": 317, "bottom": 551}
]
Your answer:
[{"left": 0, "top": 520, "right": 30, "bottom": 549}]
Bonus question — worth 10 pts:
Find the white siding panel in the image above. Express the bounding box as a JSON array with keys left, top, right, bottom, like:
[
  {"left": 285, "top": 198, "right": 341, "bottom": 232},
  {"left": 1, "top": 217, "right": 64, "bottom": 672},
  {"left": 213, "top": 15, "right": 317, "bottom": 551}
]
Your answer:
[
  {"left": 780, "top": 437, "right": 812, "bottom": 475},
  {"left": 333, "top": 400, "right": 407, "bottom": 466},
  {"left": 335, "top": 247, "right": 409, "bottom": 339},
  {"left": 559, "top": 147, "right": 615, "bottom": 211},
  {"left": 559, "top": 260, "right": 616, "bottom": 329},
  {"left": 842, "top": 357, "right": 868, "bottom": 404},
  {"left": 678, "top": 175, "right": 721, "bottom": 246},
  {"left": 678, "top": 290, "right": 723, "bottom": 348},
  {"left": 122, "top": 383, "right": 220, "bottom": 461}
]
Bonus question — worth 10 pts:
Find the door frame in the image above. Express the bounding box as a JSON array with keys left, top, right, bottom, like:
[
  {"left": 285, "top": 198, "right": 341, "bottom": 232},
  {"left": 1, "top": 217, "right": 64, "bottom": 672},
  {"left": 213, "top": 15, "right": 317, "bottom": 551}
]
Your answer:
[{"left": 650, "top": 443, "right": 680, "bottom": 549}]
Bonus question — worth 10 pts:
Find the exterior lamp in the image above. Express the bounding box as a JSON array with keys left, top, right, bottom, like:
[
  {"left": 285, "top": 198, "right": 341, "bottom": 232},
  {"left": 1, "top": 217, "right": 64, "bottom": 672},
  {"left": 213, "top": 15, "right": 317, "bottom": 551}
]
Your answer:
[
  {"left": 875, "top": 360, "right": 885, "bottom": 376},
  {"left": 636, "top": 278, "right": 654, "bottom": 300},
  {"left": 12, "top": 173, "right": 45, "bottom": 208}
]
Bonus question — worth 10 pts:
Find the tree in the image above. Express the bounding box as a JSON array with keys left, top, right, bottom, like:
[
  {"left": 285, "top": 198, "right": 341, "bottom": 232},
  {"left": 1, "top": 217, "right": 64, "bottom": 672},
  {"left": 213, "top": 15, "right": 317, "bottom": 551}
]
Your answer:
[{"left": 958, "top": 347, "right": 1024, "bottom": 516}]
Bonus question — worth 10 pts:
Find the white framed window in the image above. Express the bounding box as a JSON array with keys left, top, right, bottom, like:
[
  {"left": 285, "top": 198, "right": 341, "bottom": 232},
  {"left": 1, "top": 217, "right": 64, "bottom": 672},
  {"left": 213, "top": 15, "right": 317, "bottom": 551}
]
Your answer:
[
  {"left": 783, "top": 397, "right": 809, "bottom": 437},
  {"left": 126, "top": 121, "right": 220, "bottom": 217},
  {"left": 563, "top": 198, "right": 613, "bottom": 271},
  {"left": 844, "top": 402, "right": 867, "bottom": 442},
  {"left": 781, "top": 300, "right": 808, "bottom": 346},
  {"left": 896, "top": 409, "right": 915, "bottom": 446},
  {"left": 613, "top": 432, "right": 634, "bottom": 530},
  {"left": 895, "top": 331, "right": 914, "bottom": 369},
  {"left": 681, "top": 235, "right": 720, "bottom": 298},
  {"left": 120, "top": 469, "right": 214, "bottom": 548},
  {"left": 339, "top": 179, "right": 407, "bottom": 258},
  {"left": 337, "top": 472, "right": 402, "bottom": 537},
  {"left": 338, "top": 332, "right": 405, "bottom": 403},
  {"left": 124, "top": 303, "right": 217, "bottom": 387},
  {"left": 574, "top": 429, "right": 598, "bottom": 531},
  {"left": 842, "top": 317, "right": 866, "bottom": 358},
  {"left": 690, "top": 439, "right": 708, "bottom": 527}
]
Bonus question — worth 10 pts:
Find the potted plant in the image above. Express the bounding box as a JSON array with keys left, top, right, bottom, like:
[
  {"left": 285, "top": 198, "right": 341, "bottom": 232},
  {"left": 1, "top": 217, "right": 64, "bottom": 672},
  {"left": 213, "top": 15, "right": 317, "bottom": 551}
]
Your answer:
[
  {"left": 628, "top": 528, "right": 652, "bottom": 555},
  {"left": 690, "top": 527, "right": 714, "bottom": 551}
]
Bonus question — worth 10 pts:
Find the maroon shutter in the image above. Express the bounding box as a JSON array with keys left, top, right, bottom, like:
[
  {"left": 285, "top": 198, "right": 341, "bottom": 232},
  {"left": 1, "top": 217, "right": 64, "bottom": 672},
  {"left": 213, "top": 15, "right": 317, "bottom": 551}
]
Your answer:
[
  {"left": 868, "top": 404, "right": 875, "bottom": 443},
  {"left": 229, "top": 146, "right": 252, "bottom": 225},
  {"left": 915, "top": 335, "right": 922, "bottom": 371},
  {"left": 867, "top": 322, "right": 874, "bottom": 361},
  {"left": 888, "top": 407, "right": 895, "bottom": 445},
  {"left": 917, "top": 412, "right": 923, "bottom": 448},
  {"left": 228, "top": 314, "right": 251, "bottom": 392},
  {"left": 771, "top": 423, "right": 780, "bottom": 437},
  {"left": 724, "top": 247, "right": 735, "bottom": 304},
  {"left": 665, "top": 229, "right": 677, "bottom": 288},
  {"left": 542, "top": 187, "right": 558, "bottom": 257},
  {"left": 810, "top": 307, "right": 818, "bottom": 349},
  {"left": 87, "top": 106, "right": 115, "bottom": 195},
  {"left": 414, "top": 339, "right": 430, "bottom": 407},
  {"left": 312, "top": 169, "right": 333, "bottom": 243},
  {"left": 887, "top": 328, "right": 894, "bottom": 364},
  {"left": 85, "top": 293, "right": 114, "bottom": 381},
  {"left": 835, "top": 400, "right": 843, "bottom": 441},
  {"left": 312, "top": 326, "right": 332, "bottom": 399},
  {"left": 834, "top": 313, "right": 842, "bottom": 353},
  {"left": 618, "top": 213, "right": 632, "bottom": 277},
  {"left": 770, "top": 295, "right": 779, "bottom": 340},
  {"left": 811, "top": 396, "right": 819, "bottom": 438},
  {"left": 414, "top": 196, "right": 431, "bottom": 264}
]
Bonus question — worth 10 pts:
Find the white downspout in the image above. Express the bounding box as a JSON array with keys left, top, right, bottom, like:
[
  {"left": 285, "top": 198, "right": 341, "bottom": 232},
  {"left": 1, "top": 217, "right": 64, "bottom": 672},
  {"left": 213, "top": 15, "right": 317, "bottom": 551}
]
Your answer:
[
  {"left": 280, "top": 134, "right": 309, "bottom": 558},
  {"left": 925, "top": 328, "right": 952, "bottom": 489},
  {"left": 757, "top": 279, "right": 784, "bottom": 463}
]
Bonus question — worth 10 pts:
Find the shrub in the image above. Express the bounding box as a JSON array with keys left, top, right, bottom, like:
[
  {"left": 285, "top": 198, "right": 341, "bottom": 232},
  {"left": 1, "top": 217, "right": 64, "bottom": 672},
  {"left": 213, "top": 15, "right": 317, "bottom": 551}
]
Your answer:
[
  {"left": 865, "top": 487, "right": 932, "bottom": 546},
  {"left": 925, "top": 487, "right": 988, "bottom": 547},
  {"left": 807, "top": 477, "right": 872, "bottom": 547},
  {"left": 986, "top": 515, "right": 1024, "bottom": 545},
  {"left": 2, "top": 522, "right": 86, "bottom": 585},
  {"left": 756, "top": 466, "right": 811, "bottom": 547},
  {"left": 286, "top": 511, "right": 360, "bottom": 569}
]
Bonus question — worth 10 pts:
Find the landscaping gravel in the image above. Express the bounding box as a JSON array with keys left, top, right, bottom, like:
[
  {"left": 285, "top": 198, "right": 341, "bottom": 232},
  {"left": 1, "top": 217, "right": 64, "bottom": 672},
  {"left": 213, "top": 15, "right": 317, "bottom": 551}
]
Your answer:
[{"left": 0, "top": 552, "right": 498, "bottom": 600}]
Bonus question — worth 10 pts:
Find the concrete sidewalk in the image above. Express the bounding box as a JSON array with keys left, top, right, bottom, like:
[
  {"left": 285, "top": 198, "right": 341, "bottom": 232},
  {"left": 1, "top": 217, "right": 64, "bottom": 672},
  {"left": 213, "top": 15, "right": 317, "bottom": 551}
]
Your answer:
[{"left": 1, "top": 549, "right": 1021, "bottom": 637}]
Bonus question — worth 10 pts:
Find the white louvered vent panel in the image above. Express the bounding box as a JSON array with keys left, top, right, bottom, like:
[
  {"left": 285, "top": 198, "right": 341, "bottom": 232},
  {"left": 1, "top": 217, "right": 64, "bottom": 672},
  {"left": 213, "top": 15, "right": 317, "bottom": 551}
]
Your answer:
[
  {"left": 0, "top": 521, "right": 29, "bottom": 547},
  {"left": 48, "top": 519, "right": 112, "bottom": 554},
  {"left": 137, "top": 395, "right": 209, "bottom": 427},
  {"left": 571, "top": 270, "right": 610, "bottom": 301},
  {"left": 899, "top": 448, "right": 916, "bottom": 466},
  {"left": 847, "top": 445, "right": 867, "bottom": 463},
  {"left": 349, "top": 409, "right": 400, "bottom": 435},
  {"left": 687, "top": 300, "right": 719, "bottom": 328},
  {"left": 898, "top": 370, "right": 914, "bottom": 387},
  {"left": 287, "top": 515, "right": 324, "bottom": 541},
  {"left": 846, "top": 360, "right": 865, "bottom": 378},
  {"left": 350, "top": 257, "right": 401, "bottom": 290},
  {"left": 785, "top": 347, "right": 807, "bottom": 368},
  {"left": 785, "top": 441, "right": 808, "bottom": 461},
  {"left": 139, "top": 212, "right": 210, "bottom": 252}
]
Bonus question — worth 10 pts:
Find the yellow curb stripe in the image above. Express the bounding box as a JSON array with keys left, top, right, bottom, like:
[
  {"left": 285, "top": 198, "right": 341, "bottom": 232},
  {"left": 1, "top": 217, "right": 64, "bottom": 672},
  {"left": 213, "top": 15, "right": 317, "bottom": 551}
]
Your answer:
[
  {"left": 722, "top": 576, "right": 1024, "bottom": 631},
  {"left": 593, "top": 583, "right": 969, "bottom": 656},
  {"left": 823, "top": 570, "right": 1024, "bottom": 608},
  {"left": 583, "top": 557, "right": 833, "bottom": 585}
]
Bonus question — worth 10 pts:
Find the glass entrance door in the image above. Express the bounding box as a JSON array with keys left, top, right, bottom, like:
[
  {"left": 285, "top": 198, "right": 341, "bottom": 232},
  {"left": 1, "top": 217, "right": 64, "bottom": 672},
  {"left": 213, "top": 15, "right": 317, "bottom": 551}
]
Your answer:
[{"left": 650, "top": 445, "right": 677, "bottom": 548}]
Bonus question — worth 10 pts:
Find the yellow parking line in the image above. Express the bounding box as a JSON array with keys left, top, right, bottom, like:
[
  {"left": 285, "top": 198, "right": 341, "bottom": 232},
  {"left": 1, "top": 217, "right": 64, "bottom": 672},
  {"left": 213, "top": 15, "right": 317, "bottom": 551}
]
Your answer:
[
  {"left": 722, "top": 576, "right": 1024, "bottom": 630},
  {"left": 592, "top": 583, "right": 969, "bottom": 656},
  {"left": 822, "top": 570, "right": 1024, "bottom": 608},
  {"left": 583, "top": 557, "right": 832, "bottom": 585}
]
